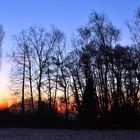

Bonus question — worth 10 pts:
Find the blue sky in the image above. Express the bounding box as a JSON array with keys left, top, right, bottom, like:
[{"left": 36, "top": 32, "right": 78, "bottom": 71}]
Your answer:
[{"left": 0, "top": 0, "right": 139, "bottom": 99}]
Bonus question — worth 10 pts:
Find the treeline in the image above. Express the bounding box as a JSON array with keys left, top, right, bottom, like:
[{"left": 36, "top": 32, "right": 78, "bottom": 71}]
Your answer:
[{"left": 8, "top": 9, "right": 140, "bottom": 126}]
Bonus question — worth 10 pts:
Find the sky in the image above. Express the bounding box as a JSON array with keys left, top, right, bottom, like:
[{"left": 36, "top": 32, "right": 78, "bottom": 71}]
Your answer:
[{"left": 0, "top": 0, "right": 139, "bottom": 104}]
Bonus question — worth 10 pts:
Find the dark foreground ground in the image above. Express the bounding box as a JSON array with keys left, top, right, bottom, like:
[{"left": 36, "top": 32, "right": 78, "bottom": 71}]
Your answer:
[{"left": 0, "top": 129, "right": 140, "bottom": 140}]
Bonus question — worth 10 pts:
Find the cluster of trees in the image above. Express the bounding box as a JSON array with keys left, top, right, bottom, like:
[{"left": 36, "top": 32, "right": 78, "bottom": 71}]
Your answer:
[{"left": 9, "top": 10, "right": 140, "bottom": 123}]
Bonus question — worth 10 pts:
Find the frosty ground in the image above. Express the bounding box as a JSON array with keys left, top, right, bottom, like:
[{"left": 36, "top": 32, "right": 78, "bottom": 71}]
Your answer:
[{"left": 0, "top": 129, "right": 140, "bottom": 140}]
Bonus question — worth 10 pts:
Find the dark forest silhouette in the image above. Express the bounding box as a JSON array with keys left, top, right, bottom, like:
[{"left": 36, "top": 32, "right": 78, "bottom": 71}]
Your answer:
[{"left": 1, "top": 9, "right": 140, "bottom": 128}]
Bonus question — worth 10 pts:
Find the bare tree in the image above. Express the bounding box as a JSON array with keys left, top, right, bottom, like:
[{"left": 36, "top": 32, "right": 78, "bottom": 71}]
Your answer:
[{"left": 10, "top": 32, "right": 28, "bottom": 114}]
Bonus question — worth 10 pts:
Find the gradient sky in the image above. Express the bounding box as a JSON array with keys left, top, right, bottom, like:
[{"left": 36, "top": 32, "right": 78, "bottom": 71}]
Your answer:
[{"left": 0, "top": 0, "right": 139, "bottom": 102}]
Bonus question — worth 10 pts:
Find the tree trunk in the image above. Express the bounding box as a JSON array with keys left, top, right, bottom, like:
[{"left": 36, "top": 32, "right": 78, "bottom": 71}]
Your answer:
[
  {"left": 28, "top": 60, "right": 35, "bottom": 113},
  {"left": 21, "top": 50, "right": 26, "bottom": 115}
]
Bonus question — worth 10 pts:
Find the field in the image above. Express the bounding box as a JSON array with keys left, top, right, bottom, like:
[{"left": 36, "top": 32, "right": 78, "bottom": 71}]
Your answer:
[{"left": 0, "top": 129, "right": 140, "bottom": 140}]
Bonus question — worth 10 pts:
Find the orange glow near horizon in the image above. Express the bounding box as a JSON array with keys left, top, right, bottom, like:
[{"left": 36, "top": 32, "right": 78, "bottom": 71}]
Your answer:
[
  {"left": 0, "top": 97, "right": 15, "bottom": 110},
  {"left": 0, "top": 63, "right": 15, "bottom": 110}
]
